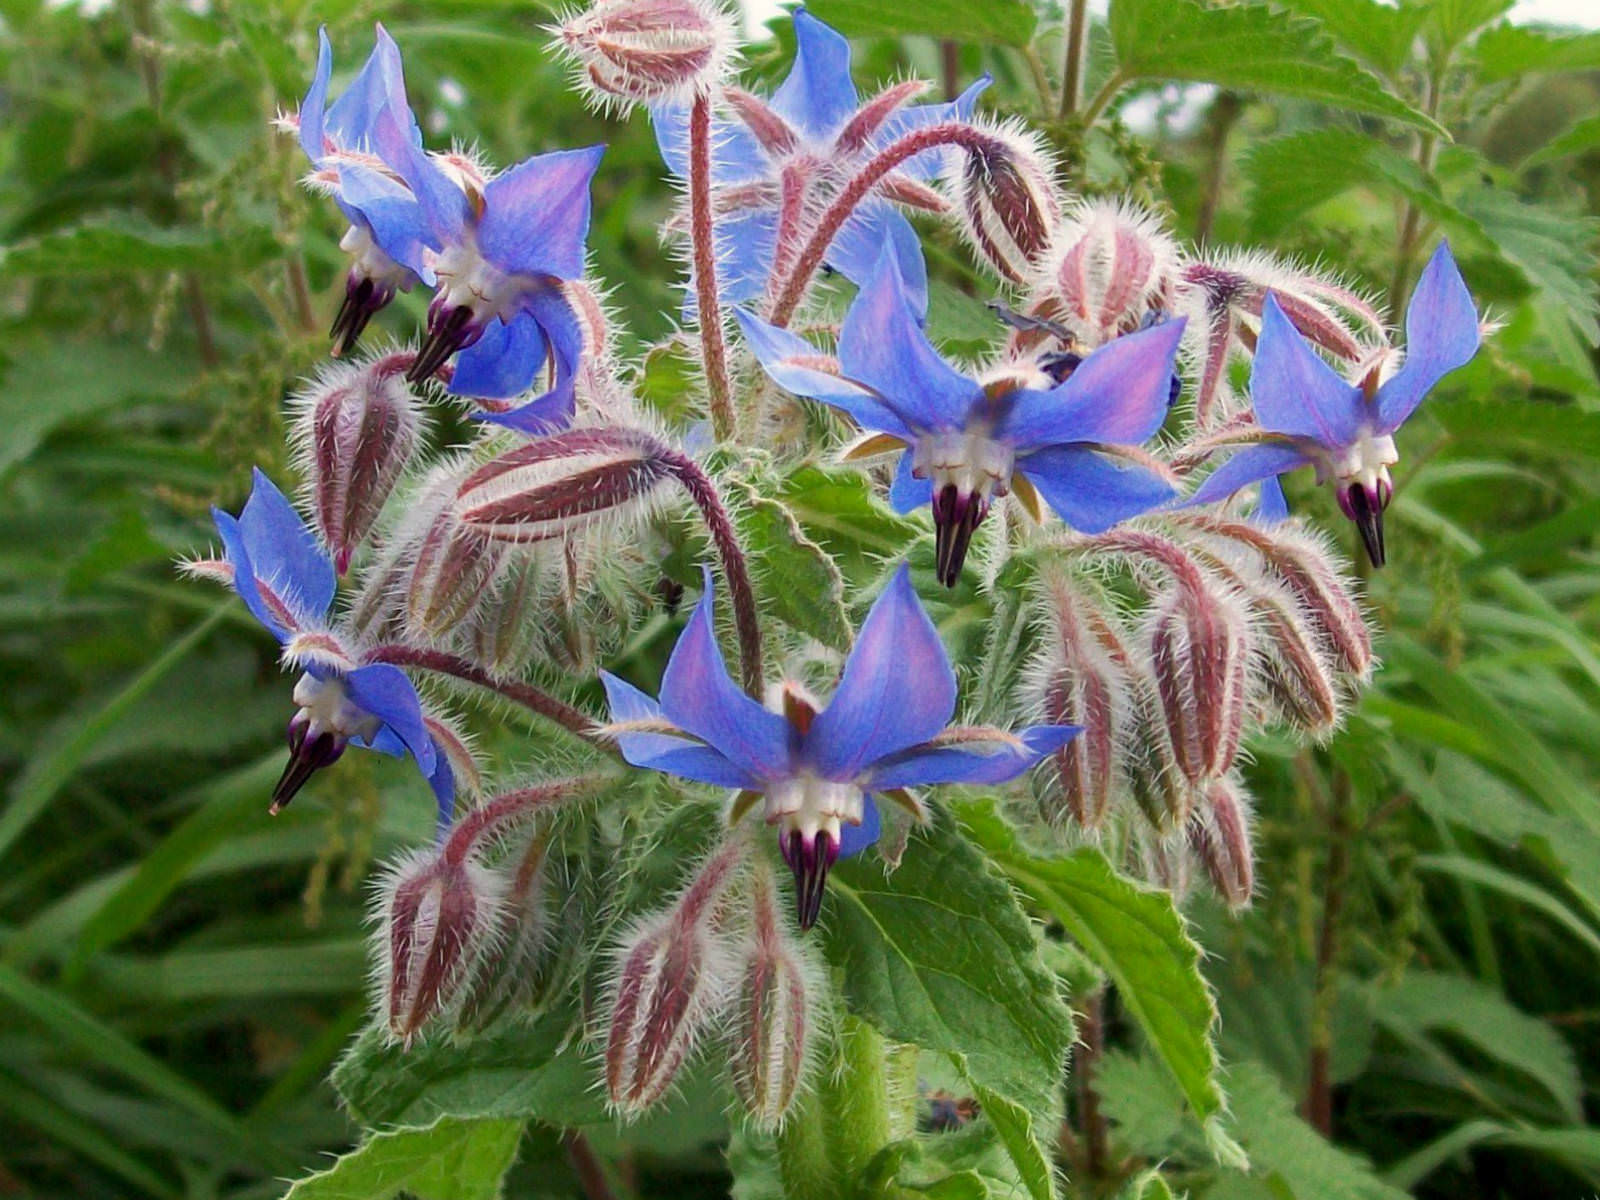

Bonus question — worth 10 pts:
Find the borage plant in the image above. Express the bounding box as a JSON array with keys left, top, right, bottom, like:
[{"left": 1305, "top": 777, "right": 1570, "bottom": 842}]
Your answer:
[{"left": 185, "top": 5, "right": 1487, "bottom": 1197}]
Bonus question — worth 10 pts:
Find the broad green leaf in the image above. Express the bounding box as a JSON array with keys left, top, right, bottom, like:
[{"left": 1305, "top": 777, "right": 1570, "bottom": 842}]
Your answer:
[
  {"left": 1524, "top": 113, "right": 1600, "bottom": 168},
  {"left": 1244, "top": 128, "right": 1446, "bottom": 238},
  {"left": 282, "top": 1117, "right": 525, "bottom": 1200},
  {"left": 1432, "top": 397, "right": 1600, "bottom": 460},
  {"left": 1106, "top": 0, "right": 1442, "bottom": 133},
  {"left": 823, "top": 817, "right": 1074, "bottom": 1114},
  {"left": 1473, "top": 23, "right": 1600, "bottom": 81},
  {"left": 0, "top": 216, "right": 279, "bottom": 276},
  {"left": 1279, "top": 0, "right": 1430, "bottom": 76},
  {"left": 957, "top": 802, "right": 1226, "bottom": 1129},
  {"left": 1425, "top": 0, "right": 1513, "bottom": 56},
  {"left": 731, "top": 481, "right": 852, "bottom": 651},
  {"left": 959, "top": 1075, "right": 1057, "bottom": 1200},
  {"left": 802, "top": 0, "right": 1035, "bottom": 46},
  {"left": 1385, "top": 1119, "right": 1600, "bottom": 1190},
  {"left": 1449, "top": 188, "right": 1600, "bottom": 343},
  {"left": 1095, "top": 1051, "right": 1189, "bottom": 1157},
  {"left": 780, "top": 465, "right": 921, "bottom": 580}
]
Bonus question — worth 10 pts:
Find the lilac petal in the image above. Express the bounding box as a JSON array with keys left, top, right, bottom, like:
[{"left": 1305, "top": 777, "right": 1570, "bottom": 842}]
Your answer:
[
  {"left": 212, "top": 511, "right": 285, "bottom": 641},
  {"left": 876, "top": 74, "right": 992, "bottom": 180},
  {"left": 659, "top": 568, "right": 793, "bottom": 781},
  {"left": 772, "top": 9, "right": 859, "bottom": 137},
  {"left": 1016, "top": 446, "right": 1175, "bottom": 533},
  {"left": 451, "top": 312, "right": 548, "bottom": 400},
  {"left": 734, "top": 308, "right": 912, "bottom": 438},
  {"left": 1376, "top": 241, "right": 1480, "bottom": 431},
  {"left": 478, "top": 145, "right": 604, "bottom": 280},
  {"left": 1257, "top": 475, "right": 1290, "bottom": 523},
  {"left": 869, "top": 725, "right": 1077, "bottom": 789},
  {"left": 888, "top": 450, "right": 934, "bottom": 514},
  {"left": 649, "top": 101, "right": 768, "bottom": 184},
  {"left": 298, "top": 29, "right": 333, "bottom": 162},
  {"left": 475, "top": 288, "right": 582, "bottom": 432},
  {"left": 1251, "top": 295, "right": 1364, "bottom": 447},
  {"left": 806, "top": 563, "right": 956, "bottom": 780},
  {"left": 825, "top": 202, "right": 928, "bottom": 316},
  {"left": 839, "top": 243, "right": 976, "bottom": 430},
  {"left": 837, "top": 796, "right": 882, "bottom": 859},
  {"left": 213, "top": 469, "right": 334, "bottom": 637},
  {"left": 600, "top": 672, "right": 761, "bottom": 788},
  {"left": 345, "top": 662, "right": 437, "bottom": 775},
  {"left": 338, "top": 161, "right": 429, "bottom": 279},
  {"left": 428, "top": 739, "right": 455, "bottom": 833},
  {"left": 325, "top": 24, "right": 416, "bottom": 153},
  {"left": 1183, "top": 442, "right": 1311, "bottom": 508},
  {"left": 682, "top": 208, "right": 778, "bottom": 321},
  {"left": 374, "top": 104, "right": 469, "bottom": 245},
  {"left": 1002, "top": 319, "right": 1185, "bottom": 450}
]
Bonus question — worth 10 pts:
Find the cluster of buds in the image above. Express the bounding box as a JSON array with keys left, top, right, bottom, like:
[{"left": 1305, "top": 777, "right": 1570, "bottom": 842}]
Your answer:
[{"left": 555, "top": 0, "right": 738, "bottom": 110}]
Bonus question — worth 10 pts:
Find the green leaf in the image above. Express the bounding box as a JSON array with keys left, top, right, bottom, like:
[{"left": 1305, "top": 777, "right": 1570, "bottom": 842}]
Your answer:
[
  {"left": 779, "top": 465, "right": 922, "bottom": 580},
  {"left": 800, "top": 0, "right": 1035, "bottom": 46},
  {"left": 282, "top": 1117, "right": 525, "bottom": 1200},
  {"left": 0, "top": 216, "right": 279, "bottom": 276},
  {"left": 1106, "top": 0, "right": 1442, "bottom": 133},
  {"left": 1523, "top": 113, "right": 1600, "bottom": 168},
  {"left": 823, "top": 817, "right": 1074, "bottom": 1114},
  {"left": 1384, "top": 1119, "right": 1600, "bottom": 1190},
  {"left": 731, "top": 480, "right": 852, "bottom": 651},
  {"left": 1432, "top": 397, "right": 1600, "bottom": 460},
  {"left": 1473, "top": 23, "right": 1600, "bottom": 81},
  {"left": 1449, "top": 188, "right": 1600, "bottom": 343},
  {"left": 1278, "top": 0, "right": 1430, "bottom": 76},
  {"left": 957, "top": 802, "right": 1226, "bottom": 1128},
  {"left": 959, "top": 1075, "right": 1057, "bottom": 1200},
  {"left": 1244, "top": 128, "right": 1447, "bottom": 238}
]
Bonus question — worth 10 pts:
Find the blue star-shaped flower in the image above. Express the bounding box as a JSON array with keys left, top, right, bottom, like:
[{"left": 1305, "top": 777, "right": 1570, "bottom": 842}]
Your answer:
[
  {"left": 737, "top": 243, "right": 1186, "bottom": 585},
  {"left": 1187, "top": 242, "right": 1480, "bottom": 565},
  {"left": 601, "top": 565, "right": 1076, "bottom": 928}
]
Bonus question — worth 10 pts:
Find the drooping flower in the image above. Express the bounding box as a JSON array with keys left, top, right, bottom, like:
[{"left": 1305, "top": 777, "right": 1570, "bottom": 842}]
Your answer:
[
  {"left": 1186, "top": 242, "right": 1480, "bottom": 566},
  {"left": 651, "top": 7, "right": 989, "bottom": 312},
  {"left": 736, "top": 244, "right": 1185, "bottom": 585},
  {"left": 600, "top": 565, "right": 1076, "bottom": 928},
  {"left": 291, "top": 26, "right": 428, "bottom": 356},
  {"left": 186, "top": 470, "right": 450, "bottom": 820}
]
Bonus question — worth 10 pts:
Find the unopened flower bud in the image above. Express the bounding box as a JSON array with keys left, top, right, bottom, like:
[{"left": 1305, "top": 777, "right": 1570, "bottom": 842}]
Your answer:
[
  {"left": 291, "top": 355, "right": 424, "bottom": 574},
  {"left": 958, "top": 125, "right": 1060, "bottom": 284},
  {"left": 557, "top": 0, "right": 735, "bottom": 110},
  {"left": 1249, "top": 576, "right": 1341, "bottom": 736},
  {"left": 380, "top": 849, "right": 505, "bottom": 1040},
  {"left": 399, "top": 464, "right": 508, "bottom": 638},
  {"left": 455, "top": 833, "right": 552, "bottom": 1031},
  {"left": 1147, "top": 574, "right": 1251, "bottom": 786},
  {"left": 1186, "top": 776, "right": 1255, "bottom": 910},
  {"left": 728, "top": 868, "right": 814, "bottom": 1128},
  {"left": 1037, "top": 199, "right": 1180, "bottom": 345}
]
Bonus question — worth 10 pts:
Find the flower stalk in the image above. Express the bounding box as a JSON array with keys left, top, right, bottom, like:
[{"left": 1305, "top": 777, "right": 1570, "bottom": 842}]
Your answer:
[{"left": 689, "top": 91, "right": 736, "bottom": 440}]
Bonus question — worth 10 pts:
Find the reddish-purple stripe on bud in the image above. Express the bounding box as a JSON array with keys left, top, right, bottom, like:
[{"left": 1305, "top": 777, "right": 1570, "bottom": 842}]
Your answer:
[
  {"left": 1187, "top": 776, "right": 1255, "bottom": 910},
  {"left": 960, "top": 131, "right": 1059, "bottom": 284},
  {"left": 382, "top": 852, "right": 503, "bottom": 1040},
  {"left": 728, "top": 870, "right": 812, "bottom": 1129},
  {"left": 560, "top": 0, "right": 729, "bottom": 105},
  {"left": 1147, "top": 572, "right": 1251, "bottom": 787},
  {"left": 405, "top": 505, "right": 506, "bottom": 637}
]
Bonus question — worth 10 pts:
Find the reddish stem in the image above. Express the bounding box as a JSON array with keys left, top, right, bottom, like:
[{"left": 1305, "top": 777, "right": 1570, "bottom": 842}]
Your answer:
[
  {"left": 442, "top": 775, "right": 607, "bottom": 865},
  {"left": 689, "top": 91, "right": 736, "bottom": 440},
  {"left": 768, "top": 122, "right": 997, "bottom": 327}
]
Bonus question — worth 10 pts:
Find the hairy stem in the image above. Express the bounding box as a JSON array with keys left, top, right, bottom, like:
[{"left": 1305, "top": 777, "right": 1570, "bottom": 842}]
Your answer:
[
  {"left": 777, "top": 1014, "right": 896, "bottom": 1200},
  {"left": 1074, "top": 987, "right": 1110, "bottom": 1178},
  {"left": 1059, "top": 0, "right": 1091, "bottom": 119},
  {"left": 443, "top": 775, "right": 609, "bottom": 864},
  {"left": 287, "top": 254, "right": 316, "bottom": 333},
  {"left": 1194, "top": 92, "right": 1243, "bottom": 245},
  {"left": 1080, "top": 70, "right": 1128, "bottom": 129},
  {"left": 689, "top": 91, "right": 735, "bottom": 441},
  {"left": 561, "top": 1131, "right": 621, "bottom": 1200}
]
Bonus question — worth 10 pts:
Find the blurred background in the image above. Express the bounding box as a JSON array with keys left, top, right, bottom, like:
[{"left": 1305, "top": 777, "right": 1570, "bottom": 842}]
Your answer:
[{"left": 2, "top": 0, "right": 1600, "bottom": 1197}]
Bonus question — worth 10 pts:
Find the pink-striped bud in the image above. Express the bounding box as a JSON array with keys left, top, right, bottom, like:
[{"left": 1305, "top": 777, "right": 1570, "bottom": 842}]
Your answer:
[
  {"left": 1036, "top": 199, "right": 1180, "bottom": 346},
  {"left": 1134, "top": 826, "right": 1192, "bottom": 900},
  {"left": 379, "top": 850, "right": 505, "bottom": 1041},
  {"left": 1186, "top": 776, "right": 1255, "bottom": 910},
  {"left": 1247, "top": 574, "right": 1342, "bottom": 736},
  {"left": 455, "top": 833, "right": 552, "bottom": 1031},
  {"left": 400, "top": 465, "right": 508, "bottom": 638},
  {"left": 957, "top": 124, "right": 1060, "bottom": 284},
  {"left": 557, "top": 0, "right": 735, "bottom": 110},
  {"left": 290, "top": 355, "right": 423, "bottom": 574},
  {"left": 605, "top": 840, "right": 744, "bottom": 1115},
  {"left": 1147, "top": 574, "right": 1251, "bottom": 786},
  {"left": 456, "top": 426, "right": 674, "bottom": 544},
  {"left": 728, "top": 868, "right": 814, "bottom": 1128}
]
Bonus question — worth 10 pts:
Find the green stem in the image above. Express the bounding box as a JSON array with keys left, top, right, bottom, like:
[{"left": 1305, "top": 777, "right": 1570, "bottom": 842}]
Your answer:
[
  {"left": 777, "top": 1014, "right": 901, "bottom": 1200},
  {"left": 1059, "top": 0, "right": 1091, "bottom": 118},
  {"left": 1079, "top": 70, "right": 1128, "bottom": 128}
]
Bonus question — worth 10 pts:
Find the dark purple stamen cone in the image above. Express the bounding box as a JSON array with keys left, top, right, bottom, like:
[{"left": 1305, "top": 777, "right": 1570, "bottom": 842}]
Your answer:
[
  {"left": 932, "top": 485, "right": 987, "bottom": 588},
  {"left": 330, "top": 274, "right": 396, "bottom": 358},
  {"left": 407, "top": 304, "right": 481, "bottom": 384},
  {"left": 1341, "top": 483, "right": 1386, "bottom": 568},
  {"left": 781, "top": 829, "right": 838, "bottom": 931},
  {"left": 271, "top": 713, "right": 347, "bottom": 815}
]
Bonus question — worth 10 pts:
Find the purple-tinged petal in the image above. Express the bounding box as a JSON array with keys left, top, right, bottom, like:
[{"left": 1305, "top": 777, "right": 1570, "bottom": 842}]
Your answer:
[
  {"left": 1375, "top": 241, "right": 1480, "bottom": 431},
  {"left": 601, "top": 672, "right": 762, "bottom": 788},
  {"left": 806, "top": 564, "right": 956, "bottom": 780},
  {"left": 825, "top": 202, "right": 928, "bottom": 316},
  {"left": 735, "top": 308, "right": 912, "bottom": 438},
  {"left": 875, "top": 73, "right": 992, "bottom": 181},
  {"left": 837, "top": 796, "right": 881, "bottom": 858},
  {"left": 1251, "top": 295, "right": 1364, "bottom": 447},
  {"left": 649, "top": 101, "right": 768, "bottom": 184},
  {"left": 690, "top": 208, "right": 778, "bottom": 318},
  {"left": 478, "top": 145, "right": 604, "bottom": 280},
  {"left": 374, "top": 104, "right": 469, "bottom": 246},
  {"left": 299, "top": 29, "right": 333, "bottom": 162},
  {"left": 213, "top": 468, "right": 335, "bottom": 639},
  {"left": 345, "top": 662, "right": 437, "bottom": 775},
  {"left": 477, "top": 288, "right": 584, "bottom": 431},
  {"left": 1183, "top": 442, "right": 1311, "bottom": 508},
  {"left": 1016, "top": 446, "right": 1176, "bottom": 533},
  {"left": 868, "top": 725, "right": 1077, "bottom": 789},
  {"left": 451, "top": 312, "right": 549, "bottom": 400},
  {"left": 1002, "top": 318, "right": 1185, "bottom": 450},
  {"left": 771, "top": 9, "right": 859, "bottom": 137},
  {"left": 1257, "top": 475, "right": 1290, "bottom": 523},
  {"left": 325, "top": 24, "right": 417, "bottom": 153},
  {"left": 338, "top": 161, "right": 430, "bottom": 279},
  {"left": 839, "top": 244, "right": 977, "bottom": 430},
  {"left": 888, "top": 450, "right": 934, "bottom": 514},
  {"left": 659, "top": 569, "right": 793, "bottom": 781},
  {"left": 428, "top": 738, "right": 455, "bottom": 833}
]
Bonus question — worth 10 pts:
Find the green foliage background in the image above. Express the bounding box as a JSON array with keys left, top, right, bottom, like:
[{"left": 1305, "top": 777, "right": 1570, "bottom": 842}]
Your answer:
[{"left": 2, "top": 0, "right": 1600, "bottom": 1197}]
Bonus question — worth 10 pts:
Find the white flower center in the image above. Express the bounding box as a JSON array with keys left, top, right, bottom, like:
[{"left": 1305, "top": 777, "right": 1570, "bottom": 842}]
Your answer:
[
  {"left": 764, "top": 773, "right": 865, "bottom": 848},
  {"left": 292, "top": 672, "right": 384, "bottom": 743},
  {"left": 1317, "top": 429, "right": 1397, "bottom": 498},
  {"left": 339, "top": 224, "right": 416, "bottom": 290},
  {"left": 428, "top": 237, "right": 531, "bottom": 324},
  {"left": 911, "top": 425, "right": 1015, "bottom": 502}
]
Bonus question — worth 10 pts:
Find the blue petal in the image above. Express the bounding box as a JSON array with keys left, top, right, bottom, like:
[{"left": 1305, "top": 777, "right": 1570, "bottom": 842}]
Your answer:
[
  {"left": 1002, "top": 319, "right": 1186, "bottom": 450},
  {"left": 428, "top": 739, "right": 455, "bottom": 835},
  {"left": 1016, "top": 447, "right": 1176, "bottom": 533},
  {"left": 475, "top": 288, "right": 583, "bottom": 432},
  {"left": 837, "top": 796, "right": 881, "bottom": 859},
  {"left": 213, "top": 469, "right": 334, "bottom": 639},
  {"left": 298, "top": 29, "right": 333, "bottom": 162},
  {"left": 839, "top": 243, "right": 977, "bottom": 431},
  {"left": 695, "top": 208, "right": 778, "bottom": 317},
  {"left": 375, "top": 104, "right": 469, "bottom": 246},
  {"left": 888, "top": 450, "right": 934, "bottom": 514},
  {"left": 649, "top": 101, "right": 768, "bottom": 184},
  {"left": 825, "top": 202, "right": 928, "bottom": 315},
  {"left": 659, "top": 569, "right": 793, "bottom": 782},
  {"left": 1257, "top": 475, "right": 1290, "bottom": 523},
  {"left": 806, "top": 564, "right": 956, "bottom": 780},
  {"left": 324, "top": 23, "right": 416, "bottom": 153},
  {"left": 875, "top": 74, "right": 992, "bottom": 180},
  {"left": 772, "top": 9, "right": 859, "bottom": 137},
  {"left": 734, "top": 307, "right": 912, "bottom": 438},
  {"left": 478, "top": 145, "right": 604, "bottom": 280},
  {"left": 451, "top": 312, "right": 548, "bottom": 399},
  {"left": 345, "top": 662, "right": 436, "bottom": 775},
  {"left": 337, "top": 161, "right": 430, "bottom": 279},
  {"left": 868, "top": 725, "right": 1077, "bottom": 789},
  {"left": 1183, "top": 442, "right": 1312, "bottom": 508},
  {"left": 1375, "top": 241, "right": 1480, "bottom": 432},
  {"left": 1251, "top": 295, "right": 1364, "bottom": 448},
  {"left": 600, "top": 671, "right": 762, "bottom": 788}
]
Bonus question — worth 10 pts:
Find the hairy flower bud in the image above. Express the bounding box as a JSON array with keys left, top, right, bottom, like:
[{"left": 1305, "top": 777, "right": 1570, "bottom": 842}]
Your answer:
[
  {"left": 957, "top": 124, "right": 1060, "bottom": 284},
  {"left": 379, "top": 849, "right": 505, "bottom": 1040},
  {"left": 1147, "top": 573, "right": 1251, "bottom": 786},
  {"left": 1187, "top": 776, "right": 1255, "bottom": 910},
  {"left": 290, "top": 354, "right": 424, "bottom": 574},
  {"left": 455, "top": 833, "right": 553, "bottom": 1031},
  {"left": 397, "top": 463, "right": 509, "bottom": 639},
  {"left": 728, "top": 868, "right": 814, "bottom": 1129},
  {"left": 1034, "top": 199, "right": 1180, "bottom": 347},
  {"left": 557, "top": 0, "right": 735, "bottom": 110},
  {"left": 605, "top": 840, "right": 744, "bottom": 1115}
]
